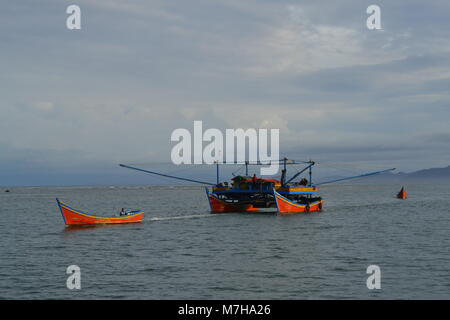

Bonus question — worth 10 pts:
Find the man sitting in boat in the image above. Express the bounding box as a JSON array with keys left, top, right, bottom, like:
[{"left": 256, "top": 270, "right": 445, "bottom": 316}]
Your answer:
[
  {"left": 120, "top": 208, "right": 127, "bottom": 216},
  {"left": 299, "top": 178, "right": 308, "bottom": 186}
]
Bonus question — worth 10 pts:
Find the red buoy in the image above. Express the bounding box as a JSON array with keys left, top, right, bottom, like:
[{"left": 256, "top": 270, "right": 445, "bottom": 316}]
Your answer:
[{"left": 397, "top": 187, "right": 407, "bottom": 199}]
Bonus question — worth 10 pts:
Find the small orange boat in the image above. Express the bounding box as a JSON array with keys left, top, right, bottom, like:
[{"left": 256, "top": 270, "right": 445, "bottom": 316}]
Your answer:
[
  {"left": 56, "top": 198, "right": 144, "bottom": 226},
  {"left": 397, "top": 187, "right": 407, "bottom": 199},
  {"left": 274, "top": 190, "right": 323, "bottom": 215}
]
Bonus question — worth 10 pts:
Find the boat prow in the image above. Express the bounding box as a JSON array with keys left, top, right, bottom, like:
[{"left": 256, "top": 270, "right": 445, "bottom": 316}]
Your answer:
[{"left": 56, "top": 198, "right": 144, "bottom": 226}]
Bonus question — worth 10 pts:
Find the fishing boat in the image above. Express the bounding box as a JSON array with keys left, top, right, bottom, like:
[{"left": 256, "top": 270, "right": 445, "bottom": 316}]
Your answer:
[
  {"left": 56, "top": 198, "right": 144, "bottom": 226},
  {"left": 397, "top": 187, "right": 407, "bottom": 199},
  {"left": 205, "top": 160, "right": 324, "bottom": 215},
  {"left": 119, "top": 160, "right": 395, "bottom": 216}
]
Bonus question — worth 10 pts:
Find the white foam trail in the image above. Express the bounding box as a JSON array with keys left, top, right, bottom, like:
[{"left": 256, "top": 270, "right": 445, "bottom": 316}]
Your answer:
[{"left": 148, "top": 214, "right": 216, "bottom": 221}]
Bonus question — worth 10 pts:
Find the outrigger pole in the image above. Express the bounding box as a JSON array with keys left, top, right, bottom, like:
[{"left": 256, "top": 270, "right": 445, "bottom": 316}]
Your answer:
[
  {"left": 315, "top": 168, "right": 396, "bottom": 186},
  {"left": 119, "top": 164, "right": 216, "bottom": 185}
]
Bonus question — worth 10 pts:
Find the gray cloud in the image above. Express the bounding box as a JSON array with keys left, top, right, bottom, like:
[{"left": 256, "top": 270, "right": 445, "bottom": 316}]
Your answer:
[{"left": 1, "top": 0, "right": 450, "bottom": 185}]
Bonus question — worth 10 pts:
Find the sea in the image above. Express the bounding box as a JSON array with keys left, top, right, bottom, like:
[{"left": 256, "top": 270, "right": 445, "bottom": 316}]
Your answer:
[{"left": 1, "top": 183, "right": 449, "bottom": 299}]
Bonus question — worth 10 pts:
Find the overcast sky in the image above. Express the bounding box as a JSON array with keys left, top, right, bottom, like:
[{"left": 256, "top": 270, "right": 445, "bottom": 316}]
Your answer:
[{"left": 1, "top": 0, "right": 450, "bottom": 186}]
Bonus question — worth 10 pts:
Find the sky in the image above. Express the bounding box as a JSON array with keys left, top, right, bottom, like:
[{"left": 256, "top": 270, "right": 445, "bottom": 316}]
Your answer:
[{"left": 1, "top": 0, "right": 450, "bottom": 186}]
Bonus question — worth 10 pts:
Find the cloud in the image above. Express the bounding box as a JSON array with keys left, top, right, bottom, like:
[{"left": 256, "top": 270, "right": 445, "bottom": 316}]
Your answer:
[
  {"left": 2, "top": 0, "right": 450, "bottom": 184},
  {"left": 245, "top": 14, "right": 390, "bottom": 75},
  {"left": 31, "top": 101, "right": 55, "bottom": 111}
]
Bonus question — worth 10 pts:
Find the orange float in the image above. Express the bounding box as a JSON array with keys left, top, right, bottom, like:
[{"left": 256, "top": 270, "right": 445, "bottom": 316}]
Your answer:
[{"left": 397, "top": 187, "right": 408, "bottom": 199}]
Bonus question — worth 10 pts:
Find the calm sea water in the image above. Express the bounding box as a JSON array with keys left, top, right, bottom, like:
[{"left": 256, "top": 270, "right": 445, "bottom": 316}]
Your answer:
[{"left": 1, "top": 183, "right": 449, "bottom": 299}]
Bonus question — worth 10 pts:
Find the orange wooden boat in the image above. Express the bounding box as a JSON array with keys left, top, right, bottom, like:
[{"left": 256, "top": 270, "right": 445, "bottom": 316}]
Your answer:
[
  {"left": 56, "top": 198, "right": 144, "bottom": 226},
  {"left": 206, "top": 189, "right": 260, "bottom": 213},
  {"left": 397, "top": 187, "right": 407, "bottom": 199},
  {"left": 274, "top": 190, "right": 323, "bottom": 215}
]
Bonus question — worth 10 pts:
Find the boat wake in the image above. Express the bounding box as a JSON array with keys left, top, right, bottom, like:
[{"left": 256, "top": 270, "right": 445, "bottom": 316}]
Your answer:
[{"left": 148, "top": 214, "right": 216, "bottom": 221}]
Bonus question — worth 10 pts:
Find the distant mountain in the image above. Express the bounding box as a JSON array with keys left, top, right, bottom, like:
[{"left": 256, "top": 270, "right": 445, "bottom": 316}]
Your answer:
[
  {"left": 401, "top": 165, "right": 450, "bottom": 180},
  {"left": 371, "top": 165, "right": 450, "bottom": 182}
]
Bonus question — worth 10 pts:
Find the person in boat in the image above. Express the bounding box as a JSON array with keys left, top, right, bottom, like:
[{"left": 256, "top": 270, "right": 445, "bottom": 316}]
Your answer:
[
  {"left": 120, "top": 208, "right": 126, "bottom": 216},
  {"left": 252, "top": 174, "right": 257, "bottom": 184},
  {"left": 299, "top": 178, "right": 308, "bottom": 186},
  {"left": 280, "top": 169, "right": 286, "bottom": 185}
]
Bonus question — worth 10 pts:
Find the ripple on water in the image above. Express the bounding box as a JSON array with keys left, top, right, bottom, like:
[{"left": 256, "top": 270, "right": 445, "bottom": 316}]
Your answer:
[{"left": 1, "top": 184, "right": 449, "bottom": 299}]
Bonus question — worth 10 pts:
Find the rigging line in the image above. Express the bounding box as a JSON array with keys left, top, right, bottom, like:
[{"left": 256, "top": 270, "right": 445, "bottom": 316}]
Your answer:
[
  {"left": 286, "top": 162, "right": 315, "bottom": 184},
  {"left": 315, "top": 168, "right": 396, "bottom": 186},
  {"left": 128, "top": 159, "right": 313, "bottom": 166},
  {"left": 127, "top": 162, "right": 175, "bottom": 166},
  {"left": 316, "top": 161, "right": 392, "bottom": 170},
  {"left": 119, "top": 164, "right": 216, "bottom": 186},
  {"left": 127, "top": 163, "right": 204, "bottom": 177},
  {"left": 232, "top": 164, "right": 244, "bottom": 176},
  {"left": 165, "top": 164, "right": 212, "bottom": 176}
]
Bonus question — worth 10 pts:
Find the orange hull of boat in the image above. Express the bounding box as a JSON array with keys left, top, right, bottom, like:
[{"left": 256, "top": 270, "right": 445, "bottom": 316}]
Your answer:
[
  {"left": 57, "top": 199, "right": 144, "bottom": 226},
  {"left": 207, "top": 193, "right": 260, "bottom": 213},
  {"left": 274, "top": 192, "right": 323, "bottom": 215}
]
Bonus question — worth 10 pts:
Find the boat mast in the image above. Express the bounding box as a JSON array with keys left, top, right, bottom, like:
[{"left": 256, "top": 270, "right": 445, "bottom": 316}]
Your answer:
[
  {"left": 280, "top": 157, "right": 288, "bottom": 186},
  {"left": 216, "top": 161, "right": 219, "bottom": 185}
]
